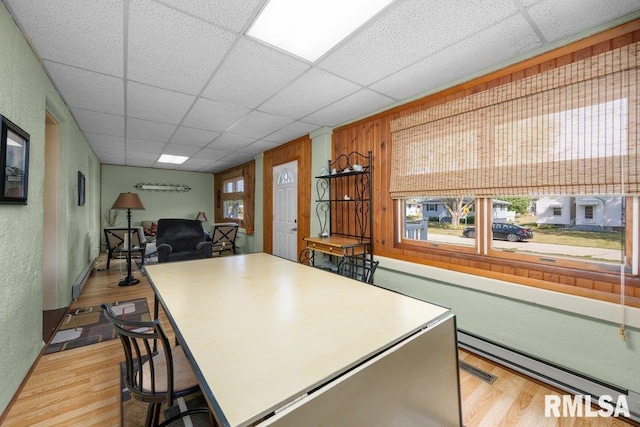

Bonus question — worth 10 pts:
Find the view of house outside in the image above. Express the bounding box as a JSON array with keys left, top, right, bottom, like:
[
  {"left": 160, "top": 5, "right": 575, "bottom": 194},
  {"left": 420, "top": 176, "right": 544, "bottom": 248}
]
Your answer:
[{"left": 403, "top": 196, "right": 625, "bottom": 265}]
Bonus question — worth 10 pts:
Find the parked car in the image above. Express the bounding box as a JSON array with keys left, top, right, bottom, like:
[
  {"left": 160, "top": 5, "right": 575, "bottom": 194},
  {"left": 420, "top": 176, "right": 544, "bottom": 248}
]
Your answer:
[{"left": 462, "top": 222, "right": 533, "bottom": 242}]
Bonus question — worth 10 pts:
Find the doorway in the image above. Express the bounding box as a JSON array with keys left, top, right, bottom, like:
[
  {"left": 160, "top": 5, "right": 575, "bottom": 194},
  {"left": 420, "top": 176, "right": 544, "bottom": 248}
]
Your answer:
[
  {"left": 43, "top": 113, "right": 63, "bottom": 341},
  {"left": 273, "top": 160, "right": 298, "bottom": 261}
]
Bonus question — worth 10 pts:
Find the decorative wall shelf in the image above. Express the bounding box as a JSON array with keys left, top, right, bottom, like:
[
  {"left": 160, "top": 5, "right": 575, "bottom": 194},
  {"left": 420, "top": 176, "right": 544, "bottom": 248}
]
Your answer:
[{"left": 134, "top": 183, "right": 191, "bottom": 192}]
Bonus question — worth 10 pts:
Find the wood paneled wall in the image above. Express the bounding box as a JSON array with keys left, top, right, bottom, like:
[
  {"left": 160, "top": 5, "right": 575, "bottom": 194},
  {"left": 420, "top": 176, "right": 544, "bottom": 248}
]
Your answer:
[
  {"left": 263, "top": 135, "right": 312, "bottom": 256},
  {"left": 331, "top": 20, "right": 640, "bottom": 305}
]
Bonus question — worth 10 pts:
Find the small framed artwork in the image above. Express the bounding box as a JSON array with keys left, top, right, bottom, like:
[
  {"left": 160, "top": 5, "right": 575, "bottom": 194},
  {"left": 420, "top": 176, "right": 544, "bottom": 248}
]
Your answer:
[
  {"left": 78, "top": 171, "right": 85, "bottom": 206},
  {"left": 0, "top": 115, "right": 30, "bottom": 205}
]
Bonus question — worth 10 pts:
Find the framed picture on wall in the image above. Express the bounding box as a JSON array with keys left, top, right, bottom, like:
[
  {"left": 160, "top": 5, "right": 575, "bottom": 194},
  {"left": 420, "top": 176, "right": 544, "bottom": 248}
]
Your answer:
[
  {"left": 0, "top": 115, "right": 30, "bottom": 205},
  {"left": 78, "top": 171, "right": 85, "bottom": 206}
]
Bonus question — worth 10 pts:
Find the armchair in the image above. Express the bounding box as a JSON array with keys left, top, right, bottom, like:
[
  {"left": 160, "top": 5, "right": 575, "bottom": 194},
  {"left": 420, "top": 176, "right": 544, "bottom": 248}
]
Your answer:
[{"left": 155, "top": 219, "right": 212, "bottom": 263}]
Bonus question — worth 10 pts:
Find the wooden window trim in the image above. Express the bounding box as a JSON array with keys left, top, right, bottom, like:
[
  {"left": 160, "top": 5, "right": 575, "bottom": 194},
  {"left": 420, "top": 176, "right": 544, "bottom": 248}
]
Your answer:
[{"left": 214, "top": 160, "right": 255, "bottom": 234}]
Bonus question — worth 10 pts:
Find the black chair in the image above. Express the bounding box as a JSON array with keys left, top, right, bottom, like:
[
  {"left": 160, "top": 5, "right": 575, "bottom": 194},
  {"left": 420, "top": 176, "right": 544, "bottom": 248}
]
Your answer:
[
  {"left": 155, "top": 219, "right": 213, "bottom": 263},
  {"left": 338, "top": 255, "right": 379, "bottom": 284},
  {"left": 101, "top": 303, "right": 211, "bottom": 427},
  {"left": 104, "top": 227, "right": 148, "bottom": 269},
  {"left": 211, "top": 223, "right": 239, "bottom": 256}
]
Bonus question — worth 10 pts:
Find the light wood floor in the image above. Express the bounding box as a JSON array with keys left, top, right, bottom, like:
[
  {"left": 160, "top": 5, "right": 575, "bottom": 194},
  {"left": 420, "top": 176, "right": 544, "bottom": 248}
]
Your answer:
[{"left": 1, "top": 256, "right": 637, "bottom": 426}]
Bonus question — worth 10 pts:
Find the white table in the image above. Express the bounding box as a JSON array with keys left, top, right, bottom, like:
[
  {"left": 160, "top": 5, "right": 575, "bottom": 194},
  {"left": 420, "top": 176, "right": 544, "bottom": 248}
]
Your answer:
[{"left": 145, "top": 253, "right": 461, "bottom": 426}]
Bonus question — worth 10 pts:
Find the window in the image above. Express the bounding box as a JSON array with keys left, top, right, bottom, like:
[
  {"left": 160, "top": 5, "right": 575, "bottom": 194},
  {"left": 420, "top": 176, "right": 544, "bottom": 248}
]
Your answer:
[
  {"left": 584, "top": 205, "right": 594, "bottom": 220},
  {"left": 215, "top": 160, "right": 255, "bottom": 233},
  {"left": 222, "top": 177, "right": 244, "bottom": 220},
  {"left": 390, "top": 41, "right": 640, "bottom": 298},
  {"left": 402, "top": 197, "right": 476, "bottom": 248}
]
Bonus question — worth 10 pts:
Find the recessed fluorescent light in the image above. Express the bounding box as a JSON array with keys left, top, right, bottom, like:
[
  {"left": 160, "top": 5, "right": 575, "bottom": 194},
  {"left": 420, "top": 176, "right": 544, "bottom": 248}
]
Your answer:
[
  {"left": 247, "top": 0, "right": 394, "bottom": 62},
  {"left": 158, "top": 154, "right": 188, "bottom": 164}
]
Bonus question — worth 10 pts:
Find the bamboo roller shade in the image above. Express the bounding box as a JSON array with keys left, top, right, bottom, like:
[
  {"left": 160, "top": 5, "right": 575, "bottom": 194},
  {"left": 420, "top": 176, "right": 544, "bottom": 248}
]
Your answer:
[{"left": 390, "top": 42, "right": 640, "bottom": 198}]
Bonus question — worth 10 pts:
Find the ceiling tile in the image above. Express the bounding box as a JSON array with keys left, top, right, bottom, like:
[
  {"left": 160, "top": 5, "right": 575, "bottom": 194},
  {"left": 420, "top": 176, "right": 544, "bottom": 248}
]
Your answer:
[
  {"left": 72, "top": 108, "right": 125, "bottom": 137},
  {"left": 155, "top": 0, "right": 264, "bottom": 33},
  {"left": 126, "top": 150, "right": 161, "bottom": 161},
  {"left": 126, "top": 118, "right": 177, "bottom": 142},
  {"left": 195, "top": 148, "right": 229, "bottom": 161},
  {"left": 161, "top": 143, "right": 203, "bottom": 157},
  {"left": 126, "top": 138, "right": 166, "bottom": 154},
  {"left": 240, "top": 140, "right": 280, "bottom": 155},
  {"left": 258, "top": 68, "right": 361, "bottom": 119},
  {"left": 371, "top": 14, "right": 542, "bottom": 100},
  {"left": 228, "top": 111, "right": 294, "bottom": 139},
  {"left": 127, "top": 82, "right": 195, "bottom": 124},
  {"left": 4, "top": 0, "right": 124, "bottom": 76},
  {"left": 93, "top": 147, "right": 126, "bottom": 161},
  {"left": 126, "top": 158, "right": 156, "bottom": 168},
  {"left": 216, "top": 152, "right": 255, "bottom": 164},
  {"left": 127, "top": 0, "right": 236, "bottom": 94},
  {"left": 525, "top": 0, "right": 640, "bottom": 41},
  {"left": 85, "top": 133, "right": 125, "bottom": 150},
  {"left": 262, "top": 122, "right": 319, "bottom": 143},
  {"left": 182, "top": 98, "right": 251, "bottom": 132},
  {"left": 206, "top": 133, "right": 255, "bottom": 151},
  {"left": 202, "top": 37, "right": 310, "bottom": 109},
  {"left": 318, "top": 0, "right": 517, "bottom": 86},
  {"left": 178, "top": 157, "right": 216, "bottom": 170},
  {"left": 303, "top": 89, "right": 395, "bottom": 127},
  {"left": 44, "top": 62, "right": 124, "bottom": 115},
  {"left": 170, "top": 126, "right": 220, "bottom": 147}
]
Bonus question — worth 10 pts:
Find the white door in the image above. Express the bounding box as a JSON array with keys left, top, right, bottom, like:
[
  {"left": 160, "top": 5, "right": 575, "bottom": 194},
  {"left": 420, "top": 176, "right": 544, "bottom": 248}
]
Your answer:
[{"left": 273, "top": 161, "right": 298, "bottom": 261}]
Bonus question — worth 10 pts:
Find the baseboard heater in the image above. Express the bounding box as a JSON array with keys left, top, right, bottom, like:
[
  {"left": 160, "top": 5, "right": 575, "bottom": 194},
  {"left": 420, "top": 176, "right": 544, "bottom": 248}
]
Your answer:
[
  {"left": 71, "top": 256, "right": 98, "bottom": 300},
  {"left": 457, "top": 330, "right": 640, "bottom": 423}
]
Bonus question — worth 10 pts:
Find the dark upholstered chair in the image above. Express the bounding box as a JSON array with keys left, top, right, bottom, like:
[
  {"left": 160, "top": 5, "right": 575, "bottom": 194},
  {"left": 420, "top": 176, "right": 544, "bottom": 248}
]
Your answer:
[
  {"left": 211, "top": 223, "right": 239, "bottom": 256},
  {"left": 338, "top": 255, "right": 379, "bottom": 284},
  {"left": 155, "top": 219, "right": 212, "bottom": 263},
  {"left": 101, "top": 303, "right": 211, "bottom": 427}
]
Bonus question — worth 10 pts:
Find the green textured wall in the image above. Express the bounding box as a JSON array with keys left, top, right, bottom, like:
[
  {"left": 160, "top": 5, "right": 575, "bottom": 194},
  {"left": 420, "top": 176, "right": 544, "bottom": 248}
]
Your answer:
[
  {"left": 101, "top": 165, "right": 214, "bottom": 233},
  {"left": 0, "top": 3, "right": 101, "bottom": 415},
  {"left": 375, "top": 265, "right": 640, "bottom": 394}
]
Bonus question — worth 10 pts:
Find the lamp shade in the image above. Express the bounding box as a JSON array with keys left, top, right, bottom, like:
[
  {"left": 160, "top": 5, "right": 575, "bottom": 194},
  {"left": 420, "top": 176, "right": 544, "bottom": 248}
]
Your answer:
[
  {"left": 195, "top": 211, "right": 208, "bottom": 221},
  {"left": 112, "top": 192, "right": 145, "bottom": 210}
]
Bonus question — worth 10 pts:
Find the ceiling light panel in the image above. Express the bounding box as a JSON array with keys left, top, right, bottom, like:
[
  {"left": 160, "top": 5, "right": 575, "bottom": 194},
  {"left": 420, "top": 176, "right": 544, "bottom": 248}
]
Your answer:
[
  {"left": 158, "top": 154, "right": 189, "bottom": 164},
  {"left": 247, "top": 0, "right": 394, "bottom": 62}
]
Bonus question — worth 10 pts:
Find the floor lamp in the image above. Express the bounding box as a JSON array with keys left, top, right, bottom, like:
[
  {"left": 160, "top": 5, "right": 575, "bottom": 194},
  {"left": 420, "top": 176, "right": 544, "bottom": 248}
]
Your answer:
[{"left": 111, "top": 192, "right": 145, "bottom": 286}]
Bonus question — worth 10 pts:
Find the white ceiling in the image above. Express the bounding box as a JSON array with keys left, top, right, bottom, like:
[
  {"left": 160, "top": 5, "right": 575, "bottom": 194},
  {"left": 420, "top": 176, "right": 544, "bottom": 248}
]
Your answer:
[{"left": 4, "top": 0, "right": 640, "bottom": 173}]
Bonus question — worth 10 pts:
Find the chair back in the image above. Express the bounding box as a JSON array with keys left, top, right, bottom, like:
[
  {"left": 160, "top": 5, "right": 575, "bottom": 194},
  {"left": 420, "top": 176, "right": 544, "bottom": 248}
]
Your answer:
[
  {"left": 104, "top": 227, "right": 146, "bottom": 251},
  {"left": 338, "top": 255, "right": 379, "bottom": 284},
  {"left": 211, "top": 223, "right": 238, "bottom": 253},
  {"left": 156, "top": 219, "right": 206, "bottom": 252},
  {"left": 101, "top": 303, "right": 175, "bottom": 405}
]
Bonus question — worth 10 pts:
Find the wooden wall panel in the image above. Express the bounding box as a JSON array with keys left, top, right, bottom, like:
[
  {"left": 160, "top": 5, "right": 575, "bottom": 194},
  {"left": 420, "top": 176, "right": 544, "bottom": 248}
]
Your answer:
[
  {"left": 331, "top": 21, "right": 640, "bottom": 306},
  {"left": 263, "top": 135, "right": 312, "bottom": 257}
]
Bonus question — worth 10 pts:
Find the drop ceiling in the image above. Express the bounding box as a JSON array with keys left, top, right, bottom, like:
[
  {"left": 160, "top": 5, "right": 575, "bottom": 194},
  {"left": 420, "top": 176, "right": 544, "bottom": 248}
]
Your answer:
[{"left": 3, "top": 0, "right": 640, "bottom": 173}]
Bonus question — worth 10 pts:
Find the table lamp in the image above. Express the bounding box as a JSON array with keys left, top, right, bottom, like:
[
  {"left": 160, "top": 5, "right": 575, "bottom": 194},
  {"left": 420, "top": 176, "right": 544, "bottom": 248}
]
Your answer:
[
  {"left": 195, "top": 211, "right": 208, "bottom": 222},
  {"left": 111, "top": 192, "right": 145, "bottom": 286}
]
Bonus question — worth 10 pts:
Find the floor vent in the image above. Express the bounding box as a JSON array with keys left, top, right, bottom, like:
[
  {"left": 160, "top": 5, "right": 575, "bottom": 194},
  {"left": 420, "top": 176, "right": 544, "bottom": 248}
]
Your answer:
[{"left": 459, "top": 361, "right": 497, "bottom": 384}]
